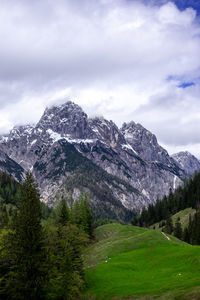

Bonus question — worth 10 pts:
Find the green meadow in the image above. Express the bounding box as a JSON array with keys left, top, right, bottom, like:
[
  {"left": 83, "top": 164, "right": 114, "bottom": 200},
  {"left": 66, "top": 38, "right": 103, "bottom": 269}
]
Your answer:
[{"left": 83, "top": 223, "right": 200, "bottom": 299}]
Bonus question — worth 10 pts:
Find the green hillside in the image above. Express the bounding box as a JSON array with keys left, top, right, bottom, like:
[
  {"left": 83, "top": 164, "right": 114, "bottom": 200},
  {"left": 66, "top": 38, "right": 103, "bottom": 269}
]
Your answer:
[
  {"left": 150, "top": 207, "right": 196, "bottom": 231},
  {"left": 83, "top": 223, "right": 200, "bottom": 299},
  {"left": 171, "top": 208, "right": 196, "bottom": 228}
]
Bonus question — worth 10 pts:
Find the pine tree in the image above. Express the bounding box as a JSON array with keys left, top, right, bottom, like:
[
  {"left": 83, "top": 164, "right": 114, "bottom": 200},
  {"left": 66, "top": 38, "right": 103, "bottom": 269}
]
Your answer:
[
  {"left": 0, "top": 229, "right": 14, "bottom": 299},
  {"left": 195, "top": 211, "right": 200, "bottom": 244},
  {"left": 174, "top": 218, "right": 182, "bottom": 240},
  {"left": 0, "top": 204, "right": 8, "bottom": 229},
  {"left": 10, "top": 173, "right": 47, "bottom": 300},
  {"left": 190, "top": 210, "right": 200, "bottom": 245},
  {"left": 70, "top": 193, "right": 93, "bottom": 237},
  {"left": 165, "top": 216, "right": 173, "bottom": 234},
  {"left": 46, "top": 221, "right": 87, "bottom": 299},
  {"left": 183, "top": 227, "right": 190, "bottom": 243},
  {"left": 58, "top": 197, "right": 69, "bottom": 226},
  {"left": 80, "top": 193, "right": 93, "bottom": 237}
]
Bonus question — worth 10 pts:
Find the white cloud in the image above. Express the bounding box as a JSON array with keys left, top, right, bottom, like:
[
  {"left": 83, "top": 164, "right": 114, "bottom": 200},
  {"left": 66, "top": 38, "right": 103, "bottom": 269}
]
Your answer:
[
  {"left": 161, "top": 142, "right": 200, "bottom": 159},
  {"left": 0, "top": 0, "right": 199, "bottom": 157},
  {"left": 157, "top": 2, "right": 196, "bottom": 25}
]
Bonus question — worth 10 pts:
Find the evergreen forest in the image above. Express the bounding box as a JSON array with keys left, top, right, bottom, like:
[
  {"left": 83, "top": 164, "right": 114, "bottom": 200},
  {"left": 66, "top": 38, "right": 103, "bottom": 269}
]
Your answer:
[{"left": 0, "top": 171, "right": 93, "bottom": 300}]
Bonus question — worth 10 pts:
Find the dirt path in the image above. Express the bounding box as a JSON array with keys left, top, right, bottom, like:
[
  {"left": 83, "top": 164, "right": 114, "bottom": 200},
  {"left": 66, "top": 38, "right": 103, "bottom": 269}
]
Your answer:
[{"left": 162, "top": 232, "right": 171, "bottom": 241}]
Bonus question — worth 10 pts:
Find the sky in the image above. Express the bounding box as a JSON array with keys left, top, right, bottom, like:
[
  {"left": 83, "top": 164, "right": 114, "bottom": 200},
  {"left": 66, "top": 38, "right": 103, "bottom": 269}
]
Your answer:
[{"left": 0, "top": 0, "right": 200, "bottom": 157}]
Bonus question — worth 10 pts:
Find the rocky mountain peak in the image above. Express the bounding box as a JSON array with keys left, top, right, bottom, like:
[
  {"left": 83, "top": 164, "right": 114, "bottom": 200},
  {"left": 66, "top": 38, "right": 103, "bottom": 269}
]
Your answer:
[
  {"left": 121, "top": 121, "right": 174, "bottom": 166},
  {"left": 36, "top": 101, "right": 92, "bottom": 139},
  {"left": 121, "top": 121, "right": 158, "bottom": 147},
  {"left": 9, "top": 124, "right": 34, "bottom": 140},
  {"left": 172, "top": 151, "right": 200, "bottom": 176},
  {"left": 0, "top": 101, "right": 199, "bottom": 216},
  {"left": 89, "top": 117, "right": 126, "bottom": 149}
]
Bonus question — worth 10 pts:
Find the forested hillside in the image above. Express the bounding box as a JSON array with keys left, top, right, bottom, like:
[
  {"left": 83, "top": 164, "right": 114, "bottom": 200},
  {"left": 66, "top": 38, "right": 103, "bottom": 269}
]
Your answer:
[
  {"left": 0, "top": 171, "right": 21, "bottom": 205},
  {"left": 133, "top": 171, "right": 200, "bottom": 244},
  {"left": 0, "top": 171, "right": 22, "bottom": 229}
]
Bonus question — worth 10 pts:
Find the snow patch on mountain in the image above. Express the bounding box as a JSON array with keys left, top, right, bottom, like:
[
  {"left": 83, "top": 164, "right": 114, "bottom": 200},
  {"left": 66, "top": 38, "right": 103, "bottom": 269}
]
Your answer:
[
  {"left": 47, "top": 128, "right": 95, "bottom": 145},
  {"left": 122, "top": 143, "right": 137, "bottom": 154},
  {"left": 0, "top": 100, "right": 198, "bottom": 213}
]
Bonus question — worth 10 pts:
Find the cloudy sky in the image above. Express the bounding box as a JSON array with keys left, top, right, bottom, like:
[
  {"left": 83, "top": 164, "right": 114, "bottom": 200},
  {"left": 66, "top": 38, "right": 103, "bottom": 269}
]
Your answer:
[{"left": 0, "top": 0, "right": 200, "bottom": 157}]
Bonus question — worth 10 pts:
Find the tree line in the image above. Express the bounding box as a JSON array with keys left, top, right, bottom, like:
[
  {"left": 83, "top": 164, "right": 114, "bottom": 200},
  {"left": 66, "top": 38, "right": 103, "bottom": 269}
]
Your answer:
[
  {"left": 132, "top": 171, "right": 200, "bottom": 245},
  {"left": 0, "top": 172, "right": 94, "bottom": 299}
]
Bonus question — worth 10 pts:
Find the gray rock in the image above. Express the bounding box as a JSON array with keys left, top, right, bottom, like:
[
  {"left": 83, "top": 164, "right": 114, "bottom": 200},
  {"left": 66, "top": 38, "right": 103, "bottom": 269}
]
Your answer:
[
  {"left": 0, "top": 101, "right": 199, "bottom": 216},
  {"left": 0, "top": 149, "right": 24, "bottom": 181},
  {"left": 172, "top": 151, "right": 200, "bottom": 177}
]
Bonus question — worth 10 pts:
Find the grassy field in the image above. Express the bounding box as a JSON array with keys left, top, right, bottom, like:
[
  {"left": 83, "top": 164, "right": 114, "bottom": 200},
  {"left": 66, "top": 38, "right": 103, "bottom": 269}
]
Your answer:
[{"left": 83, "top": 223, "right": 200, "bottom": 299}]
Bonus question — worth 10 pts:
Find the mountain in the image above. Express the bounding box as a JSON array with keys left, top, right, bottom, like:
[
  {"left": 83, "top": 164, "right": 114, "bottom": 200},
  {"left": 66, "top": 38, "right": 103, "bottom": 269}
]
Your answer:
[
  {"left": 172, "top": 151, "right": 200, "bottom": 177},
  {"left": 121, "top": 121, "right": 176, "bottom": 165},
  {"left": 0, "top": 101, "right": 199, "bottom": 219},
  {"left": 0, "top": 149, "right": 24, "bottom": 181}
]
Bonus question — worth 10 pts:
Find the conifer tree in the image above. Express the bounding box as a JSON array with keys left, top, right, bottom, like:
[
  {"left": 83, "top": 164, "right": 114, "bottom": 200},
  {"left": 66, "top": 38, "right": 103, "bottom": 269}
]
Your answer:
[
  {"left": 70, "top": 193, "right": 93, "bottom": 237},
  {"left": 79, "top": 193, "right": 93, "bottom": 237},
  {"left": 183, "top": 227, "right": 190, "bottom": 243},
  {"left": 190, "top": 210, "right": 200, "bottom": 245},
  {"left": 188, "top": 213, "right": 193, "bottom": 240},
  {"left": 174, "top": 218, "right": 182, "bottom": 240},
  {"left": 0, "top": 204, "right": 8, "bottom": 229},
  {"left": 58, "top": 197, "right": 69, "bottom": 226},
  {"left": 10, "top": 172, "right": 47, "bottom": 300},
  {"left": 165, "top": 216, "right": 173, "bottom": 234},
  {"left": 46, "top": 219, "right": 87, "bottom": 299}
]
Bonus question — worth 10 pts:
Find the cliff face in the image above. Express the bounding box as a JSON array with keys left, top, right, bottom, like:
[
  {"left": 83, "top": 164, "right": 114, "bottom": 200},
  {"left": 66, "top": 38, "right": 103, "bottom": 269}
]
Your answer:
[
  {"left": 0, "top": 149, "right": 24, "bottom": 181},
  {"left": 172, "top": 151, "right": 200, "bottom": 177}
]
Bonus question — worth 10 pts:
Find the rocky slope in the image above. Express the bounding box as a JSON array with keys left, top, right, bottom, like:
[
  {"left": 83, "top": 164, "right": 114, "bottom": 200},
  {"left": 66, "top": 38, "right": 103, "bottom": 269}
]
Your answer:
[
  {"left": 0, "top": 149, "right": 24, "bottom": 181},
  {"left": 0, "top": 101, "right": 199, "bottom": 219},
  {"left": 172, "top": 151, "right": 200, "bottom": 177}
]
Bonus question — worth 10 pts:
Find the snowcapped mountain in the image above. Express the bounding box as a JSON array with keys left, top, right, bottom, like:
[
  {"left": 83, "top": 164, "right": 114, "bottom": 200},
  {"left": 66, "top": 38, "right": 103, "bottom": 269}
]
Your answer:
[
  {"left": 0, "top": 101, "right": 199, "bottom": 220},
  {"left": 172, "top": 151, "right": 200, "bottom": 177}
]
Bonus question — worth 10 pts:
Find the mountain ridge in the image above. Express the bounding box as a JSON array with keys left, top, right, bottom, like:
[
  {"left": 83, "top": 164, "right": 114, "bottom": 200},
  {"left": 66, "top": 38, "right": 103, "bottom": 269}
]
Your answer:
[
  {"left": 172, "top": 151, "right": 200, "bottom": 176},
  {"left": 0, "top": 101, "right": 199, "bottom": 219}
]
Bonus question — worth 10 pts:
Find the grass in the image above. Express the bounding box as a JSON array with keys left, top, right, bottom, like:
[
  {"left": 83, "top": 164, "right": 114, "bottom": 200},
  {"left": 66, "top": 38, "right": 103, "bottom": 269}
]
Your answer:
[{"left": 83, "top": 223, "right": 200, "bottom": 299}]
